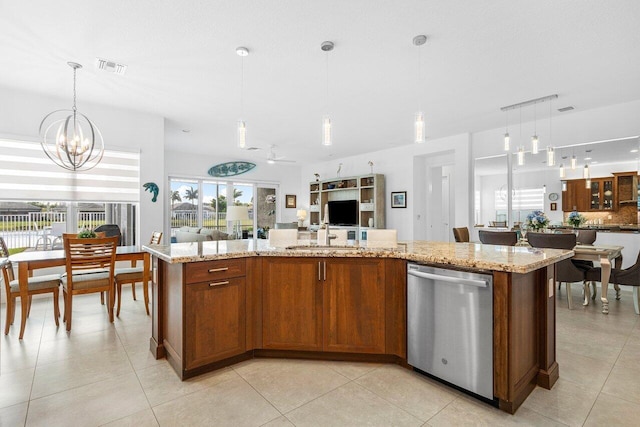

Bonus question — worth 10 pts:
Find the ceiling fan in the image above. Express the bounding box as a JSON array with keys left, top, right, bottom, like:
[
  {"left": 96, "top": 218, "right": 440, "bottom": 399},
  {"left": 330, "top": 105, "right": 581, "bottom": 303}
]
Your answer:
[{"left": 266, "top": 146, "right": 295, "bottom": 164}]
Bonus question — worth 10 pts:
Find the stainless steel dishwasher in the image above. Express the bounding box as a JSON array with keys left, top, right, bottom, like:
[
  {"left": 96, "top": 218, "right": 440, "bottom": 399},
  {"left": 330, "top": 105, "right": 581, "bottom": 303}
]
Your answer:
[{"left": 407, "top": 263, "right": 493, "bottom": 400}]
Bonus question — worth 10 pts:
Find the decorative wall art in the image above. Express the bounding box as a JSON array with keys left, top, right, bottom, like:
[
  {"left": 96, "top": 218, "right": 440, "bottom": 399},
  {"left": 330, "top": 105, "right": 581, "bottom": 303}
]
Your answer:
[
  {"left": 207, "top": 161, "right": 256, "bottom": 177},
  {"left": 286, "top": 195, "right": 297, "bottom": 208},
  {"left": 391, "top": 191, "right": 407, "bottom": 208},
  {"left": 143, "top": 182, "right": 159, "bottom": 202}
]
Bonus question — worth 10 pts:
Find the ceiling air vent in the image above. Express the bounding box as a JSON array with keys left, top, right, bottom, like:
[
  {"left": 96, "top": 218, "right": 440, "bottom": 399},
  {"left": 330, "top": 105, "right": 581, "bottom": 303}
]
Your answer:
[
  {"left": 557, "top": 106, "right": 574, "bottom": 112},
  {"left": 95, "top": 58, "right": 128, "bottom": 75}
]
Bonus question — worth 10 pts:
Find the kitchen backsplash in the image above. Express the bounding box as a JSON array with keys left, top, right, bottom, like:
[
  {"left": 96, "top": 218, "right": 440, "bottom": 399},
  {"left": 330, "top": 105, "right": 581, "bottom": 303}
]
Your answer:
[{"left": 565, "top": 205, "right": 638, "bottom": 225}]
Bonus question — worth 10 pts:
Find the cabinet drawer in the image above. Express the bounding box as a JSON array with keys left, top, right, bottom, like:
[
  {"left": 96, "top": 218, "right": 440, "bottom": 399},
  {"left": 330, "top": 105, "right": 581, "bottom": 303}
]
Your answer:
[{"left": 185, "top": 258, "right": 246, "bottom": 284}]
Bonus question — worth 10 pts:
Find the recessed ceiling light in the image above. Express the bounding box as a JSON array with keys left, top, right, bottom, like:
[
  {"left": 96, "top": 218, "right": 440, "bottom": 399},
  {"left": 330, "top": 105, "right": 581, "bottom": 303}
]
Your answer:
[
  {"left": 631, "top": 149, "right": 639, "bottom": 153},
  {"left": 95, "top": 58, "right": 128, "bottom": 75},
  {"left": 584, "top": 157, "right": 592, "bottom": 160},
  {"left": 182, "top": 129, "right": 191, "bottom": 133},
  {"left": 591, "top": 161, "right": 598, "bottom": 164},
  {"left": 557, "top": 106, "right": 574, "bottom": 112}
]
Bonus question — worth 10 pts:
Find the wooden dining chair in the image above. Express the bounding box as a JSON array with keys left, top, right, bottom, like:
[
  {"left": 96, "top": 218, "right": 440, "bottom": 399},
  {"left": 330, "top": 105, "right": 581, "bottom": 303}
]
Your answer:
[
  {"left": 62, "top": 236, "right": 118, "bottom": 331},
  {"left": 527, "top": 232, "right": 587, "bottom": 309},
  {"left": 452, "top": 227, "right": 470, "bottom": 242},
  {"left": 1, "top": 237, "right": 61, "bottom": 338},
  {"left": 478, "top": 230, "right": 517, "bottom": 246},
  {"left": 114, "top": 231, "right": 161, "bottom": 316}
]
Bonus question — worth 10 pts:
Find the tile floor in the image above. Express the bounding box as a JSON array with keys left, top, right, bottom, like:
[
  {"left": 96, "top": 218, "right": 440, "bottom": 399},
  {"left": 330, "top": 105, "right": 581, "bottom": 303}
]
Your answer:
[{"left": 1, "top": 283, "right": 640, "bottom": 426}]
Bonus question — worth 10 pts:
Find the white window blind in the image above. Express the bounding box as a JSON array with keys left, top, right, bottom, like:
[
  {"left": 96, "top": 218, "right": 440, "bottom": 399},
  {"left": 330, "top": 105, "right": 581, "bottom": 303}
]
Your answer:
[
  {"left": 494, "top": 188, "right": 544, "bottom": 211},
  {"left": 0, "top": 139, "right": 139, "bottom": 202}
]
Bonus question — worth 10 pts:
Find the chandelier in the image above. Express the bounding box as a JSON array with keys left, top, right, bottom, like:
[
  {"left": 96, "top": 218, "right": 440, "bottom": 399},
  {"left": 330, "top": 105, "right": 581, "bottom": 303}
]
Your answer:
[{"left": 39, "top": 62, "right": 104, "bottom": 171}]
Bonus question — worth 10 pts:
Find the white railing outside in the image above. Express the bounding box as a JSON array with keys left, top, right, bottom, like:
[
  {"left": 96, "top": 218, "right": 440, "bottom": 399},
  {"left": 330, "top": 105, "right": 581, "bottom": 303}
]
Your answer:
[{"left": 0, "top": 211, "right": 107, "bottom": 249}]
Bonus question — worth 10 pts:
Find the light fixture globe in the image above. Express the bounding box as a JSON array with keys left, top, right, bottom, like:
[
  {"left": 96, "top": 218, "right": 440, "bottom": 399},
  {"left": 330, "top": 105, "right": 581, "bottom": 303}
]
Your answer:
[{"left": 39, "top": 62, "right": 104, "bottom": 171}]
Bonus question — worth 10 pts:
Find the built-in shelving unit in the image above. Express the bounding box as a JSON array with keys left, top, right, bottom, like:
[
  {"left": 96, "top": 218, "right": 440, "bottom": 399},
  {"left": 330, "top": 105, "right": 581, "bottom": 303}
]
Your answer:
[{"left": 308, "top": 174, "right": 385, "bottom": 238}]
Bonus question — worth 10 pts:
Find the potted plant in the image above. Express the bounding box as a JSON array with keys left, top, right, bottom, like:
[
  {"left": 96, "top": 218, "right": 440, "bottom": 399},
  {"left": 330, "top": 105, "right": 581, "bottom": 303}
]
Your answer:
[
  {"left": 525, "top": 210, "right": 550, "bottom": 231},
  {"left": 77, "top": 229, "right": 97, "bottom": 238},
  {"left": 567, "top": 211, "right": 586, "bottom": 228}
]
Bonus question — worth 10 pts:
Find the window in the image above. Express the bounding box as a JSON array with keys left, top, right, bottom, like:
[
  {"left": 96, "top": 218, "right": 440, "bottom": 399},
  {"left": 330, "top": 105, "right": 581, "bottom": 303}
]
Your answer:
[{"left": 494, "top": 188, "right": 544, "bottom": 223}]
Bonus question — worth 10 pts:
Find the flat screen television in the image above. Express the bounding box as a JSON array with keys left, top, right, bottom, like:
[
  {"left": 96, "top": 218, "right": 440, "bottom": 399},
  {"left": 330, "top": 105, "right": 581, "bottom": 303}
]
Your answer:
[{"left": 327, "top": 200, "right": 358, "bottom": 226}]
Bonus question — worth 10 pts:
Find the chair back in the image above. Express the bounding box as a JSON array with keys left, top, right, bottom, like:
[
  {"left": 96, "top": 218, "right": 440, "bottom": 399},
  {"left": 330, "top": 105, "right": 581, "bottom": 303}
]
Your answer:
[
  {"left": 94, "top": 224, "right": 122, "bottom": 245},
  {"left": 576, "top": 229, "right": 597, "bottom": 245},
  {"left": 150, "top": 231, "right": 163, "bottom": 245},
  {"left": 268, "top": 229, "right": 298, "bottom": 247},
  {"left": 366, "top": 229, "right": 398, "bottom": 248},
  {"left": 489, "top": 221, "right": 507, "bottom": 227},
  {"left": 0, "top": 237, "right": 15, "bottom": 284},
  {"left": 478, "top": 230, "right": 518, "bottom": 246},
  {"left": 63, "top": 236, "right": 118, "bottom": 279},
  {"left": 527, "top": 232, "right": 576, "bottom": 250},
  {"left": 452, "top": 227, "right": 470, "bottom": 242}
]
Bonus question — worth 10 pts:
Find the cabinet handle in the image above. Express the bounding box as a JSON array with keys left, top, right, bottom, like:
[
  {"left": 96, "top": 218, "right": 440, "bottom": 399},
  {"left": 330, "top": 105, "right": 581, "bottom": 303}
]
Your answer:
[
  {"left": 209, "top": 281, "right": 229, "bottom": 287},
  {"left": 208, "top": 267, "right": 229, "bottom": 273},
  {"left": 318, "top": 261, "right": 321, "bottom": 281},
  {"left": 323, "top": 261, "right": 327, "bottom": 282}
]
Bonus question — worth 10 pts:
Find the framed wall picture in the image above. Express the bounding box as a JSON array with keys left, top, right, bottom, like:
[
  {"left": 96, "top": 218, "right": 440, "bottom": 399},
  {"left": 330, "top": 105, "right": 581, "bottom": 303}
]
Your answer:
[
  {"left": 286, "top": 194, "right": 297, "bottom": 208},
  {"left": 550, "top": 202, "right": 557, "bottom": 211},
  {"left": 391, "top": 191, "right": 407, "bottom": 208}
]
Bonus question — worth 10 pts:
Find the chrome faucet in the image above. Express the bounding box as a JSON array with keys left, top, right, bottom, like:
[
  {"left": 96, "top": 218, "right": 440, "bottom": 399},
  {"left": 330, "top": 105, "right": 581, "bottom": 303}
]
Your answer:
[{"left": 324, "top": 223, "right": 337, "bottom": 246}]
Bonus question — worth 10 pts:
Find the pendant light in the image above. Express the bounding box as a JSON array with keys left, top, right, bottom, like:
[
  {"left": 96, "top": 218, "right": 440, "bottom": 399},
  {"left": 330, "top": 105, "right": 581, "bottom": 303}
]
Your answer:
[
  {"left": 517, "top": 146, "right": 525, "bottom": 166},
  {"left": 321, "top": 41, "right": 334, "bottom": 146},
  {"left": 585, "top": 178, "right": 591, "bottom": 189},
  {"left": 571, "top": 150, "right": 577, "bottom": 170},
  {"left": 39, "top": 62, "right": 104, "bottom": 171},
  {"left": 531, "top": 103, "right": 539, "bottom": 154},
  {"left": 546, "top": 97, "right": 555, "bottom": 166},
  {"left": 413, "top": 35, "right": 427, "bottom": 143},
  {"left": 559, "top": 163, "right": 566, "bottom": 178},
  {"left": 503, "top": 109, "right": 510, "bottom": 151},
  {"left": 236, "top": 46, "right": 249, "bottom": 149},
  {"left": 583, "top": 164, "right": 590, "bottom": 179}
]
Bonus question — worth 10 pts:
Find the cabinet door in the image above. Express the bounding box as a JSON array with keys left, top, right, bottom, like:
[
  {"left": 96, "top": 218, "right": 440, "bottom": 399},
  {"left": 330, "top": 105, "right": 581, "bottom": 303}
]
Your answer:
[
  {"left": 262, "top": 258, "right": 323, "bottom": 350},
  {"left": 323, "top": 258, "right": 386, "bottom": 353},
  {"left": 184, "top": 277, "right": 246, "bottom": 370}
]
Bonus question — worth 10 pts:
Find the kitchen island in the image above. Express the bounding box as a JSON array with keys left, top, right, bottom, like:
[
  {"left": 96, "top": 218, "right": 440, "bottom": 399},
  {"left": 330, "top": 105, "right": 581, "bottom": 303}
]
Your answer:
[{"left": 144, "top": 239, "right": 572, "bottom": 414}]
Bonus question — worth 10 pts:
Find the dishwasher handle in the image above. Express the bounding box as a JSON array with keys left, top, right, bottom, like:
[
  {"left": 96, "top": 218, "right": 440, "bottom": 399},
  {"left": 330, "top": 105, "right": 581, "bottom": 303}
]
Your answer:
[{"left": 407, "top": 269, "right": 489, "bottom": 288}]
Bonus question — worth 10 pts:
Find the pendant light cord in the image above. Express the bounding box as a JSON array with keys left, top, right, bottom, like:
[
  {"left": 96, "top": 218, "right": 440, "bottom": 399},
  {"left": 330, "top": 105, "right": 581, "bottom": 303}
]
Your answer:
[
  {"left": 240, "top": 56, "right": 244, "bottom": 117},
  {"left": 417, "top": 45, "right": 422, "bottom": 111},
  {"left": 325, "top": 50, "right": 329, "bottom": 113},
  {"left": 72, "top": 67, "right": 77, "bottom": 112}
]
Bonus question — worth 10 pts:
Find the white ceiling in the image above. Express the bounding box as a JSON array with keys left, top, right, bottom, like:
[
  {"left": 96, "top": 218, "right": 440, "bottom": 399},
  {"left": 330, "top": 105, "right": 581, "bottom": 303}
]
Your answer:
[{"left": 2, "top": 1, "right": 640, "bottom": 164}]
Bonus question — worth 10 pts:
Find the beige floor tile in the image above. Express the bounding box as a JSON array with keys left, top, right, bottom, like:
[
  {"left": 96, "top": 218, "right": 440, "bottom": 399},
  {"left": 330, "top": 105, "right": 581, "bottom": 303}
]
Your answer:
[
  {"left": 355, "top": 364, "right": 457, "bottom": 421},
  {"left": 520, "top": 379, "right": 599, "bottom": 426},
  {"left": 556, "top": 348, "right": 613, "bottom": 390},
  {"left": 286, "top": 381, "right": 422, "bottom": 426},
  {"left": 31, "top": 346, "right": 133, "bottom": 399},
  {"left": 616, "top": 340, "right": 640, "bottom": 370},
  {"left": 0, "top": 368, "right": 34, "bottom": 409},
  {"left": 152, "top": 374, "right": 281, "bottom": 427},
  {"left": 0, "top": 335, "right": 41, "bottom": 373},
  {"left": 584, "top": 392, "right": 640, "bottom": 426},
  {"left": 137, "top": 362, "right": 238, "bottom": 406},
  {"left": 260, "top": 415, "right": 296, "bottom": 427},
  {"left": 556, "top": 324, "right": 626, "bottom": 364},
  {"left": 100, "top": 408, "right": 159, "bottom": 427},
  {"left": 602, "top": 363, "right": 640, "bottom": 404},
  {"left": 324, "top": 360, "right": 382, "bottom": 380},
  {"left": 427, "top": 395, "right": 565, "bottom": 426},
  {"left": 124, "top": 345, "right": 166, "bottom": 372},
  {"left": 26, "top": 372, "right": 149, "bottom": 427},
  {"left": 0, "top": 402, "right": 28, "bottom": 426},
  {"left": 234, "top": 358, "right": 350, "bottom": 413},
  {"left": 35, "top": 328, "right": 121, "bottom": 365}
]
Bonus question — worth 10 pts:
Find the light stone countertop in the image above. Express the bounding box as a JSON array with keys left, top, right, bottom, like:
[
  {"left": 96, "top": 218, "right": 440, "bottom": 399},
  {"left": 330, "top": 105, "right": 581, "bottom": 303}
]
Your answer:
[{"left": 143, "top": 239, "right": 573, "bottom": 274}]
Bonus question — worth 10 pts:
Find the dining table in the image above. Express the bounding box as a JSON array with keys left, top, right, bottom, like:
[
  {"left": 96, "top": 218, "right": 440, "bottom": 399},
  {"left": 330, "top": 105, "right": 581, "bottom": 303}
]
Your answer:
[
  {"left": 8, "top": 246, "right": 150, "bottom": 338},
  {"left": 573, "top": 244, "right": 624, "bottom": 314}
]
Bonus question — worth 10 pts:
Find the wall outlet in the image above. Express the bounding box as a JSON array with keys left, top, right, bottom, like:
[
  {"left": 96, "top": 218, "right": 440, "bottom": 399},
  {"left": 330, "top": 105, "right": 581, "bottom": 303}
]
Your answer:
[{"left": 607, "top": 215, "right": 612, "bottom": 220}]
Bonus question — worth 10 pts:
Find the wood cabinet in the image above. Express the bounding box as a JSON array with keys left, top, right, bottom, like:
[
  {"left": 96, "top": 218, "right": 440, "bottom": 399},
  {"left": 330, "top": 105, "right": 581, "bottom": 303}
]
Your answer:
[
  {"left": 614, "top": 172, "right": 639, "bottom": 207},
  {"left": 262, "top": 257, "right": 387, "bottom": 354},
  {"left": 562, "top": 177, "right": 614, "bottom": 212}
]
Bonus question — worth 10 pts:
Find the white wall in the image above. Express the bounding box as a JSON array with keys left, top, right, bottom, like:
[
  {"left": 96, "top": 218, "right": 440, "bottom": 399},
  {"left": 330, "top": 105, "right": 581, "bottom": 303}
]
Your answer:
[
  {"left": 0, "top": 86, "right": 165, "bottom": 243},
  {"left": 299, "top": 134, "right": 471, "bottom": 241}
]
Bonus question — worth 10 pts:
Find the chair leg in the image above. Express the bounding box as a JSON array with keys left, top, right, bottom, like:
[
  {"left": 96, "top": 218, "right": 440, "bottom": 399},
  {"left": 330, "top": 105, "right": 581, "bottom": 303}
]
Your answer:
[
  {"left": 100, "top": 291, "right": 104, "bottom": 305},
  {"left": 566, "top": 282, "right": 573, "bottom": 310},
  {"left": 52, "top": 287, "right": 60, "bottom": 327},
  {"left": 633, "top": 287, "right": 640, "bottom": 315},
  {"left": 65, "top": 291, "right": 73, "bottom": 331},
  {"left": 591, "top": 281, "right": 597, "bottom": 300},
  {"left": 9, "top": 296, "right": 16, "bottom": 325},
  {"left": 614, "top": 283, "right": 621, "bottom": 300},
  {"left": 27, "top": 295, "right": 33, "bottom": 317},
  {"left": 131, "top": 282, "right": 137, "bottom": 301},
  {"left": 116, "top": 282, "right": 122, "bottom": 317},
  {"left": 582, "top": 282, "right": 590, "bottom": 306},
  {"left": 143, "top": 280, "right": 150, "bottom": 316},
  {"left": 558, "top": 282, "right": 561, "bottom": 291},
  {"left": 4, "top": 296, "right": 12, "bottom": 335},
  {"left": 108, "top": 290, "right": 114, "bottom": 323}
]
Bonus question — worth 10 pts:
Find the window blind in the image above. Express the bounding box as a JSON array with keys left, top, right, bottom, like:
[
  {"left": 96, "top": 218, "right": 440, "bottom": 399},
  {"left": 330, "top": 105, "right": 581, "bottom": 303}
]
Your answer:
[
  {"left": 0, "top": 139, "right": 140, "bottom": 202},
  {"left": 494, "top": 188, "right": 544, "bottom": 211}
]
